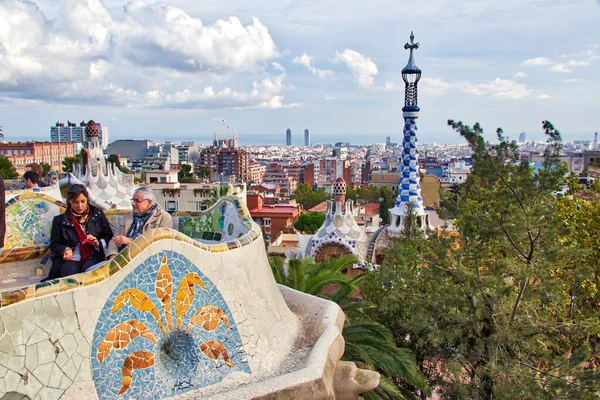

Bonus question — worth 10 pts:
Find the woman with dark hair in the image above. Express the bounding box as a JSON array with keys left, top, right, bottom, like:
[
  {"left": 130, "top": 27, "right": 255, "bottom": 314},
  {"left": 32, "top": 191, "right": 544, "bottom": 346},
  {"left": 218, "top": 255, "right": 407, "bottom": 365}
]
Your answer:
[{"left": 49, "top": 184, "right": 113, "bottom": 279}]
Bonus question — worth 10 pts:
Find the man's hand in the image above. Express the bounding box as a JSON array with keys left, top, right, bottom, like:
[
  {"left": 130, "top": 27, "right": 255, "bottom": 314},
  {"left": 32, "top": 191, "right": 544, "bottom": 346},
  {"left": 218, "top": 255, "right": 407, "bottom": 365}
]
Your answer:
[
  {"left": 63, "top": 248, "right": 73, "bottom": 260},
  {"left": 113, "top": 235, "right": 133, "bottom": 247}
]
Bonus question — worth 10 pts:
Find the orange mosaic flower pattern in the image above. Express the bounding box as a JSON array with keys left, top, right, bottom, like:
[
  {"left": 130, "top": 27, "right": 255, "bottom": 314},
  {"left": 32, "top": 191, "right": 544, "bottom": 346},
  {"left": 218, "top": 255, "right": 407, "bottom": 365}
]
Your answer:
[
  {"left": 200, "top": 340, "right": 234, "bottom": 367},
  {"left": 119, "top": 351, "right": 155, "bottom": 395},
  {"left": 97, "top": 320, "right": 157, "bottom": 363},
  {"left": 175, "top": 272, "right": 206, "bottom": 329},
  {"left": 97, "top": 254, "right": 235, "bottom": 396},
  {"left": 187, "top": 305, "right": 231, "bottom": 332}
]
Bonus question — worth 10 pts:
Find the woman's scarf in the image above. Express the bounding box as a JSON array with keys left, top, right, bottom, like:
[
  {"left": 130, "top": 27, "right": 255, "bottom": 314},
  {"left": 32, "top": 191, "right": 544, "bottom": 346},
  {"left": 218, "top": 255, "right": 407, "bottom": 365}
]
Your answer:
[
  {"left": 69, "top": 208, "right": 95, "bottom": 264},
  {"left": 126, "top": 203, "right": 157, "bottom": 241}
]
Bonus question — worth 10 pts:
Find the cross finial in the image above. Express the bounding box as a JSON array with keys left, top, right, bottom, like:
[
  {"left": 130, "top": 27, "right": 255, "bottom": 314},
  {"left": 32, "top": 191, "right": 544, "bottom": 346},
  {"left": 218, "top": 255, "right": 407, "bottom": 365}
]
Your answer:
[{"left": 404, "top": 31, "right": 419, "bottom": 52}]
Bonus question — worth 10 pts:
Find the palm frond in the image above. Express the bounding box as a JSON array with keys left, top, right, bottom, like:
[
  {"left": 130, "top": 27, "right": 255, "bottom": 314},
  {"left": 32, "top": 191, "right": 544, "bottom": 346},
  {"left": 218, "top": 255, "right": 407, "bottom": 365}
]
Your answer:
[
  {"left": 362, "top": 375, "right": 408, "bottom": 400},
  {"left": 343, "top": 322, "right": 428, "bottom": 390},
  {"left": 269, "top": 257, "right": 286, "bottom": 285}
]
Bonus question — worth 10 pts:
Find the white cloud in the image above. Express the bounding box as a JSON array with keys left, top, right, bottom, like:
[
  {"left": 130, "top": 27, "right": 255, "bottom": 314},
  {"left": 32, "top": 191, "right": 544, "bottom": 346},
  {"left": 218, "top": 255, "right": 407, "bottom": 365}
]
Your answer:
[
  {"left": 536, "top": 94, "right": 553, "bottom": 100},
  {"left": 523, "top": 57, "right": 553, "bottom": 66},
  {"left": 271, "top": 62, "right": 286, "bottom": 72},
  {"left": 419, "top": 77, "right": 451, "bottom": 97},
  {"left": 462, "top": 78, "right": 531, "bottom": 100},
  {"left": 95, "top": 74, "right": 287, "bottom": 109},
  {"left": 550, "top": 64, "right": 572, "bottom": 73},
  {"left": 514, "top": 72, "right": 526, "bottom": 79},
  {"left": 89, "top": 60, "right": 110, "bottom": 79},
  {"left": 522, "top": 55, "right": 591, "bottom": 74},
  {"left": 566, "top": 60, "right": 590, "bottom": 67},
  {"left": 586, "top": 49, "right": 599, "bottom": 60},
  {"left": 0, "top": 0, "right": 283, "bottom": 109},
  {"left": 381, "top": 81, "right": 400, "bottom": 91},
  {"left": 334, "top": 49, "right": 378, "bottom": 87},
  {"left": 117, "top": 2, "right": 279, "bottom": 71},
  {"left": 292, "top": 52, "right": 333, "bottom": 78}
]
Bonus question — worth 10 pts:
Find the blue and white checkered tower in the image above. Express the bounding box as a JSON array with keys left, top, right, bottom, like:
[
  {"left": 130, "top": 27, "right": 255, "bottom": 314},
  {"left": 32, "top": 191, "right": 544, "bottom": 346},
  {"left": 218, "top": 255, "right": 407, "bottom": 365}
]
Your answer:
[{"left": 388, "top": 32, "right": 431, "bottom": 237}]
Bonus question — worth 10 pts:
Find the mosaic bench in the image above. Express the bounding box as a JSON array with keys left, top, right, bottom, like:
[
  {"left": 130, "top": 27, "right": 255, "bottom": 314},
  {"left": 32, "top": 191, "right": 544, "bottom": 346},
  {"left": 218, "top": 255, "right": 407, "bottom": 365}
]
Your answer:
[
  {"left": 0, "top": 192, "right": 251, "bottom": 265},
  {"left": 0, "top": 195, "right": 377, "bottom": 399}
]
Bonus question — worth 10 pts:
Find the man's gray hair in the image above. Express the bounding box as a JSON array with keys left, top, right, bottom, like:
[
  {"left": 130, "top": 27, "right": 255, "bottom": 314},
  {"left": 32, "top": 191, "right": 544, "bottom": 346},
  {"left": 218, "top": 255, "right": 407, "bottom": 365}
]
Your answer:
[{"left": 134, "top": 187, "right": 156, "bottom": 203}]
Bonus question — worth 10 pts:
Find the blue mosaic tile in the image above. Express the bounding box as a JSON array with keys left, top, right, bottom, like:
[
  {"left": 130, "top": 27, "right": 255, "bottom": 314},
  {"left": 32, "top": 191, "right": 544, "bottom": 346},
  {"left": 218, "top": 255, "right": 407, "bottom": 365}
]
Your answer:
[{"left": 91, "top": 250, "right": 251, "bottom": 399}]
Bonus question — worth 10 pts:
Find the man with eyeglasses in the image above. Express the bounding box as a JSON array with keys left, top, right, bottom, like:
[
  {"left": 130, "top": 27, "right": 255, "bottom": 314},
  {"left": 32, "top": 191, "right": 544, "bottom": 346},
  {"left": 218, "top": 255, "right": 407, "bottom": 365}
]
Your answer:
[{"left": 106, "top": 187, "right": 173, "bottom": 258}]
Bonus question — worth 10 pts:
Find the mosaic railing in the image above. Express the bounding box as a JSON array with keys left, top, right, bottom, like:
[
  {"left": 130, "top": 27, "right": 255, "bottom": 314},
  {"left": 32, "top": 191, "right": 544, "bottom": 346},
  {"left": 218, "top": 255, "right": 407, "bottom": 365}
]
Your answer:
[
  {"left": 1, "top": 191, "right": 66, "bottom": 263},
  {"left": 172, "top": 196, "right": 255, "bottom": 243},
  {"left": 0, "top": 196, "right": 261, "bottom": 309},
  {"left": 1, "top": 194, "right": 254, "bottom": 264}
]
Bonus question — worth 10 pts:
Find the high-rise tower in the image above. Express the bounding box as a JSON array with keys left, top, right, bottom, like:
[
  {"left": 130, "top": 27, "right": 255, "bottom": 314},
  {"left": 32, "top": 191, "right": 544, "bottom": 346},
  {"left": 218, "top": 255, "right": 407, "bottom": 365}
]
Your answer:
[
  {"left": 388, "top": 32, "right": 431, "bottom": 237},
  {"left": 304, "top": 129, "right": 310, "bottom": 146},
  {"left": 286, "top": 128, "right": 292, "bottom": 146}
]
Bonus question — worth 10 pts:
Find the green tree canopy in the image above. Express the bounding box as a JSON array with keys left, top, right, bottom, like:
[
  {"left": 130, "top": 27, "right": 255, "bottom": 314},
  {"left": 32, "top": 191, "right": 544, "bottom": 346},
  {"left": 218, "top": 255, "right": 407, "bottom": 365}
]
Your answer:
[
  {"left": 106, "top": 154, "right": 133, "bottom": 174},
  {"left": 363, "top": 120, "right": 599, "bottom": 399},
  {"left": 293, "top": 211, "right": 326, "bottom": 234},
  {"left": 347, "top": 185, "right": 395, "bottom": 224},
  {"left": 39, "top": 162, "right": 51, "bottom": 177},
  {"left": 291, "top": 183, "right": 329, "bottom": 209},
  {"left": 178, "top": 164, "right": 198, "bottom": 183},
  {"left": 196, "top": 165, "right": 210, "bottom": 180},
  {"left": 62, "top": 154, "right": 82, "bottom": 173},
  {"left": 0, "top": 156, "right": 18, "bottom": 179}
]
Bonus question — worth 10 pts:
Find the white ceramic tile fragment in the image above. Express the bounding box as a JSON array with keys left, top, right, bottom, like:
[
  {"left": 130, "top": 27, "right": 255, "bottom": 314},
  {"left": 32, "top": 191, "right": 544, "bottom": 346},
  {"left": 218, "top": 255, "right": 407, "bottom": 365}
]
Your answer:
[
  {"left": 33, "top": 362, "right": 54, "bottom": 386},
  {"left": 37, "top": 339, "right": 57, "bottom": 365}
]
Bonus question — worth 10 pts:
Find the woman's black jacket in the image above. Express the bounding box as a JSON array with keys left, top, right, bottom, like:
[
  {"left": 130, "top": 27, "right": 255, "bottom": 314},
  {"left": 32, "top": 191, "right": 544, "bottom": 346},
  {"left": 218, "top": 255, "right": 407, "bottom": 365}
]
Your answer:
[{"left": 49, "top": 205, "right": 114, "bottom": 279}]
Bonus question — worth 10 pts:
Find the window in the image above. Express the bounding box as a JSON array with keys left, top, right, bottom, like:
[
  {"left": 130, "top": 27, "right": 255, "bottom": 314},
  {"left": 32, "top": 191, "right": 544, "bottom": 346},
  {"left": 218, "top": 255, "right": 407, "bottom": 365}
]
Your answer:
[
  {"left": 263, "top": 218, "right": 271, "bottom": 227},
  {"left": 149, "top": 177, "right": 158, "bottom": 183},
  {"left": 160, "top": 177, "right": 167, "bottom": 183},
  {"left": 196, "top": 202, "right": 208, "bottom": 211},
  {"left": 165, "top": 201, "right": 177, "bottom": 211}
]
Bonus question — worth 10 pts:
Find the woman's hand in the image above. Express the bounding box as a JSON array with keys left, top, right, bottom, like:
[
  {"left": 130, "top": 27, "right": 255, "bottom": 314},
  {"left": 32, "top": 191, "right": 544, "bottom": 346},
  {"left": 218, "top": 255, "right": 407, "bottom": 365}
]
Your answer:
[
  {"left": 86, "top": 234, "right": 99, "bottom": 247},
  {"left": 63, "top": 248, "right": 73, "bottom": 260},
  {"left": 113, "top": 235, "right": 133, "bottom": 247}
]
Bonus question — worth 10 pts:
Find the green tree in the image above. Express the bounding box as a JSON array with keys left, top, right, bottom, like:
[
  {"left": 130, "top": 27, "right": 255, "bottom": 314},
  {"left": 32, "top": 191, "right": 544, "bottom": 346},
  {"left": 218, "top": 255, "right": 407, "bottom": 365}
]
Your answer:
[
  {"left": 62, "top": 154, "right": 82, "bottom": 173},
  {"left": 0, "top": 156, "right": 18, "bottom": 179},
  {"left": 556, "top": 177, "right": 600, "bottom": 333},
  {"left": 39, "top": 162, "right": 51, "bottom": 177},
  {"left": 363, "top": 120, "right": 599, "bottom": 399},
  {"left": 346, "top": 185, "right": 395, "bottom": 224},
  {"left": 202, "top": 184, "right": 231, "bottom": 208},
  {"left": 293, "top": 211, "right": 326, "bottom": 234},
  {"left": 292, "top": 183, "right": 329, "bottom": 209},
  {"left": 178, "top": 164, "right": 198, "bottom": 183},
  {"left": 196, "top": 165, "right": 211, "bottom": 180},
  {"left": 107, "top": 154, "right": 133, "bottom": 174},
  {"left": 269, "top": 255, "right": 429, "bottom": 399}
]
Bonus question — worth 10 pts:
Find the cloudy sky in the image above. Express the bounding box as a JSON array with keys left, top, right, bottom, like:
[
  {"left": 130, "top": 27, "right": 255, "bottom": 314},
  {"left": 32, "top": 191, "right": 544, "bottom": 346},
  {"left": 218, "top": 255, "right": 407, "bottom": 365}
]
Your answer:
[{"left": 0, "top": 0, "right": 598, "bottom": 145}]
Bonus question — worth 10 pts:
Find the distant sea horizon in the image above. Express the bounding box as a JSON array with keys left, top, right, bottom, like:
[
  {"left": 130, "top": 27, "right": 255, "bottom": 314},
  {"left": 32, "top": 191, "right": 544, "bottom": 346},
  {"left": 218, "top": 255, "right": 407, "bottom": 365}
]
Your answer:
[
  {"left": 149, "top": 132, "right": 464, "bottom": 146},
  {"left": 22, "top": 131, "right": 595, "bottom": 147}
]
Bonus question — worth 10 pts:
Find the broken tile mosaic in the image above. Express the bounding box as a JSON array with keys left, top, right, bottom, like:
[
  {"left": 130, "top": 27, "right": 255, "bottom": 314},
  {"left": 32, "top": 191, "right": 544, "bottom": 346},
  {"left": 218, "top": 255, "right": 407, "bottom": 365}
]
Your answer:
[{"left": 91, "top": 251, "right": 250, "bottom": 399}]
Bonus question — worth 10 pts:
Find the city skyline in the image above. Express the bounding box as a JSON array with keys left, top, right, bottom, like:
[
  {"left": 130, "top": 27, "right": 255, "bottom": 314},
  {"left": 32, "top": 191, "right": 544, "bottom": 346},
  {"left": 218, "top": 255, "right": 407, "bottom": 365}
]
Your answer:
[{"left": 0, "top": 0, "right": 598, "bottom": 144}]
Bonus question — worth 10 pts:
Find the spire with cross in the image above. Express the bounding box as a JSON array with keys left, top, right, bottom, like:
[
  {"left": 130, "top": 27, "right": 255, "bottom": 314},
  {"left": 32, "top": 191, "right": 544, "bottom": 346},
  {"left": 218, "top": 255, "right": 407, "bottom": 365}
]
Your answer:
[
  {"left": 402, "top": 31, "right": 422, "bottom": 110},
  {"left": 388, "top": 31, "right": 431, "bottom": 237}
]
